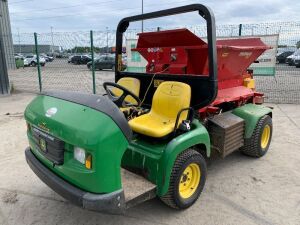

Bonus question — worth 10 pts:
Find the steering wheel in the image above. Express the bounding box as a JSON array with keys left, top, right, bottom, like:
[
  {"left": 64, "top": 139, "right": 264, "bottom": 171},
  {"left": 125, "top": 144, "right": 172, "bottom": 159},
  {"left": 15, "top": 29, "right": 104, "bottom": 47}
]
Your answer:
[{"left": 103, "top": 82, "right": 141, "bottom": 108}]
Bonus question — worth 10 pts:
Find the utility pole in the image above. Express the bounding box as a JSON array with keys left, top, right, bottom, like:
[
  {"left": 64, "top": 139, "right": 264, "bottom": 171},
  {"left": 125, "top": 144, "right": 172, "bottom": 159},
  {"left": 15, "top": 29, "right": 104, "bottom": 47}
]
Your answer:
[
  {"left": 141, "top": 0, "right": 144, "bottom": 32},
  {"left": 17, "top": 28, "right": 21, "bottom": 53},
  {"left": 106, "top": 27, "right": 109, "bottom": 53},
  {"left": 50, "top": 26, "right": 54, "bottom": 53}
]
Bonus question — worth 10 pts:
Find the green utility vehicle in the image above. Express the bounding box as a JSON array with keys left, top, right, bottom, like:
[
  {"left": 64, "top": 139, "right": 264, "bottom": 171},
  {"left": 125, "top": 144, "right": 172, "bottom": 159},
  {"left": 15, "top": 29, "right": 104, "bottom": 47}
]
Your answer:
[{"left": 25, "top": 4, "right": 273, "bottom": 214}]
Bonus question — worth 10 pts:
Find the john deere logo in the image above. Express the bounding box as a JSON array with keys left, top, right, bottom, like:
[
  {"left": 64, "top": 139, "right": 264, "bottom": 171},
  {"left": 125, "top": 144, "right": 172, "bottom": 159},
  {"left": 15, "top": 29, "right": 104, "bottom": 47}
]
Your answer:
[
  {"left": 45, "top": 107, "right": 57, "bottom": 118},
  {"left": 38, "top": 122, "right": 50, "bottom": 132},
  {"left": 39, "top": 139, "right": 47, "bottom": 152}
]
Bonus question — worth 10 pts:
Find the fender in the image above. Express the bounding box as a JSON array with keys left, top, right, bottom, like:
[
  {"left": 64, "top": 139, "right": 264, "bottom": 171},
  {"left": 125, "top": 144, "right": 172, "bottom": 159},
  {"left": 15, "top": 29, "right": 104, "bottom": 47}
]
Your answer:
[
  {"left": 232, "top": 103, "right": 272, "bottom": 139},
  {"left": 157, "top": 120, "right": 210, "bottom": 196}
]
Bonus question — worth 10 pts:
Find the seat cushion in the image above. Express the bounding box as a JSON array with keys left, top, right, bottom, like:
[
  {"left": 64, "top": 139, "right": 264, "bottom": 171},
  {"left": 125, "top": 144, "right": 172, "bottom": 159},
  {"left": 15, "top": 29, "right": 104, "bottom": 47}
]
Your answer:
[
  {"left": 129, "top": 81, "right": 191, "bottom": 138},
  {"left": 128, "top": 112, "right": 175, "bottom": 138}
]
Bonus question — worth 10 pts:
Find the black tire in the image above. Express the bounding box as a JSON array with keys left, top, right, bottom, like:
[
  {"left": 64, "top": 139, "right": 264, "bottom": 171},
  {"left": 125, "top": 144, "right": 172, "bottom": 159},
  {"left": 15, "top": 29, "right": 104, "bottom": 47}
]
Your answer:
[
  {"left": 160, "top": 149, "right": 207, "bottom": 209},
  {"left": 241, "top": 115, "right": 272, "bottom": 158},
  {"left": 31, "top": 61, "right": 36, "bottom": 67}
]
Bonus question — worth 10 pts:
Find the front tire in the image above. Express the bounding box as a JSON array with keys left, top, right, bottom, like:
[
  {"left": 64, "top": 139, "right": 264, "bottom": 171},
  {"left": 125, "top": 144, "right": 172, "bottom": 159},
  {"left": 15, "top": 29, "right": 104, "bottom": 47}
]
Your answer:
[
  {"left": 241, "top": 115, "right": 272, "bottom": 157},
  {"left": 160, "top": 149, "right": 207, "bottom": 209}
]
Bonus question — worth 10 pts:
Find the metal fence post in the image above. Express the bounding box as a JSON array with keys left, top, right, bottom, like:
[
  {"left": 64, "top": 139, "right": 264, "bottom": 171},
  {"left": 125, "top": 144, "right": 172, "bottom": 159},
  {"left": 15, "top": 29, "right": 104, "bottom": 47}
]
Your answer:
[
  {"left": 90, "top": 30, "right": 96, "bottom": 94},
  {"left": 0, "top": 32, "right": 10, "bottom": 95},
  {"left": 34, "top": 32, "right": 42, "bottom": 92},
  {"left": 239, "top": 24, "right": 242, "bottom": 36}
]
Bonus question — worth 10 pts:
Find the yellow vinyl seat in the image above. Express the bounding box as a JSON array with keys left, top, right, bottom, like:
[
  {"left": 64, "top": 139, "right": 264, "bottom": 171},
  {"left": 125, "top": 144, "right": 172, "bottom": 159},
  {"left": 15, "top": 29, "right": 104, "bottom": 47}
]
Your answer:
[
  {"left": 129, "top": 81, "right": 191, "bottom": 138},
  {"left": 112, "top": 77, "right": 140, "bottom": 109}
]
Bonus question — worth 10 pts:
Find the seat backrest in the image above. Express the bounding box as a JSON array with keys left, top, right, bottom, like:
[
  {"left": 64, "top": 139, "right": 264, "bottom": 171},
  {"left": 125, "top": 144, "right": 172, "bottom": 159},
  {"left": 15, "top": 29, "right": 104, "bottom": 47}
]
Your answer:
[
  {"left": 113, "top": 77, "right": 140, "bottom": 104},
  {"left": 151, "top": 81, "right": 191, "bottom": 122}
]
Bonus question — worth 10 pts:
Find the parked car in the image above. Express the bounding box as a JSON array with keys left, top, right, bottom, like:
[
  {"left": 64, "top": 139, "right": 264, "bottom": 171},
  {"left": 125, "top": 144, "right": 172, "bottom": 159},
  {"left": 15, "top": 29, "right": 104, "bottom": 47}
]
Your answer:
[
  {"left": 41, "top": 54, "right": 54, "bottom": 62},
  {"left": 294, "top": 55, "right": 300, "bottom": 68},
  {"left": 14, "top": 53, "right": 24, "bottom": 58},
  {"left": 24, "top": 55, "right": 46, "bottom": 67},
  {"left": 86, "top": 56, "right": 126, "bottom": 71},
  {"left": 276, "top": 51, "right": 294, "bottom": 63},
  {"left": 69, "top": 55, "right": 91, "bottom": 64},
  {"left": 286, "top": 50, "right": 300, "bottom": 66}
]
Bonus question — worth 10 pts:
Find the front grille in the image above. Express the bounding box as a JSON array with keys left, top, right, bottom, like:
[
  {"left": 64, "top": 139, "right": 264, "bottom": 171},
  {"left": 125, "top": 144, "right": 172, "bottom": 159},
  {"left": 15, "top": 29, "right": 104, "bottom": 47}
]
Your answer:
[{"left": 32, "top": 126, "right": 65, "bottom": 165}]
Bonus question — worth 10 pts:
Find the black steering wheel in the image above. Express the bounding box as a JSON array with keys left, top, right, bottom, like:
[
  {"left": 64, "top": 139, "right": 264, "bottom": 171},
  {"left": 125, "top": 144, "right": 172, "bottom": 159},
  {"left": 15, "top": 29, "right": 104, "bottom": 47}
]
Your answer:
[{"left": 103, "top": 82, "right": 141, "bottom": 108}]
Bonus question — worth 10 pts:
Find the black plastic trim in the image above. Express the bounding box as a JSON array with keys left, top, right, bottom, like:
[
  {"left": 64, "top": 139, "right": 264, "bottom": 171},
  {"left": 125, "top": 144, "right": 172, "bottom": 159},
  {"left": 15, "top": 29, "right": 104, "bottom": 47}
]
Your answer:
[
  {"left": 115, "top": 4, "right": 218, "bottom": 109},
  {"left": 25, "top": 147, "right": 126, "bottom": 214},
  {"left": 41, "top": 91, "right": 132, "bottom": 141}
]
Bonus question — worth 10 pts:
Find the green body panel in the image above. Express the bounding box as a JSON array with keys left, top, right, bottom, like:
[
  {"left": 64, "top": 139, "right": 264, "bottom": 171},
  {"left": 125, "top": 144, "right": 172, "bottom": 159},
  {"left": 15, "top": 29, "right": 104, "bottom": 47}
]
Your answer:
[
  {"left": 25, "top": 95, "right": 128, "bottom": 193},
  {"left": 121, "top": 120, "right": 210, "bottom": 196},
  {"left": 232, "top": 103, "right": 272, "bottom": 138}
]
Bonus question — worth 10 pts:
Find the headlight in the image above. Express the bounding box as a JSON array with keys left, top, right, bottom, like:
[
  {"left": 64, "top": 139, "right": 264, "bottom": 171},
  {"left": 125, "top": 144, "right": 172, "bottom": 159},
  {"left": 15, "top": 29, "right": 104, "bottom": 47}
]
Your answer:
[
  {"left": 74, "top": 147, "right": 92, "bottom": 169},
  {"left": 74, "top": 147, "right": 86, "bottom": 164}
]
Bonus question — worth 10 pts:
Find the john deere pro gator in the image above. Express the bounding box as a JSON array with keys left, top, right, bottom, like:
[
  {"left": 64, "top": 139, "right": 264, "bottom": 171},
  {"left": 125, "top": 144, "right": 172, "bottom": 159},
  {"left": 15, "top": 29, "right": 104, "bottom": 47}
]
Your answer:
[{"left": 25, "top": 4, "right": 273, "bottom": 214}]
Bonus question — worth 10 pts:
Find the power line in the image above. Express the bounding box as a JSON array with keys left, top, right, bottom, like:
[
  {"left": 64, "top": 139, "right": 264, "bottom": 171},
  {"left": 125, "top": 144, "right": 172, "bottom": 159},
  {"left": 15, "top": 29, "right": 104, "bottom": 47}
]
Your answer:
[
  {"left": 10, "top": 0, "right": 123, "bottom": 15},
  {"left": 11, "top": 0, "right": 194, "bottom": 21}
]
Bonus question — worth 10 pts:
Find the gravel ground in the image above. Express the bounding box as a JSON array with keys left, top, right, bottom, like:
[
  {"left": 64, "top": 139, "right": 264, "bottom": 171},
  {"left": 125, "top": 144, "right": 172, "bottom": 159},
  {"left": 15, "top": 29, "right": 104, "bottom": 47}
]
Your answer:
[
  {"left": 0, "top": 93, "right": 299, "bottom": 225},
  {"left": 8, "top": 59, "right": 300, "bottom": 104}
]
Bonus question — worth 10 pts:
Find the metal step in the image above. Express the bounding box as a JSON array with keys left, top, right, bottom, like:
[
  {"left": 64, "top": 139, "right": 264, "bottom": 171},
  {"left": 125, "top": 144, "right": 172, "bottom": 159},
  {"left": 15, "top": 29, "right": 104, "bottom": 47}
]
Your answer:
[{"left": 121, "top": 169, "right": 157, "bottom": 209}]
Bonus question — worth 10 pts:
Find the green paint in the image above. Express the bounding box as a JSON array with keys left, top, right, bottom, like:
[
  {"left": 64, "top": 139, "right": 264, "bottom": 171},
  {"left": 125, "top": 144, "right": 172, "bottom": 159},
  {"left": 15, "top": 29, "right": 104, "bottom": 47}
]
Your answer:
[
  {"left": 158, "top": 120, "right": 210, "bottom": 196},
  {"left": 25, "top": 95, "right": 128, "bottom": 193},
  {"left": 15, "top": 58, "right": 24, "bottom": 68},
  {"left": 25, "top": 96, "right": 211, "bottom": 197},
  {"left": 232, "top": 104, "right": 272, "bottom": 138},
  {"left": 121, "top": 120, "right": 210, "bottom": 196}
]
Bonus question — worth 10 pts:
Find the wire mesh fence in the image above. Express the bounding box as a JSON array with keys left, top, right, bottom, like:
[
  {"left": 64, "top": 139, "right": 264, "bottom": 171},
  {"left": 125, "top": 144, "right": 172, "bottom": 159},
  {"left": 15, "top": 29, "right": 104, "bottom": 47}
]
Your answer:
[{"left": 6, "top": 21, "right": 300, "bottom": 104}]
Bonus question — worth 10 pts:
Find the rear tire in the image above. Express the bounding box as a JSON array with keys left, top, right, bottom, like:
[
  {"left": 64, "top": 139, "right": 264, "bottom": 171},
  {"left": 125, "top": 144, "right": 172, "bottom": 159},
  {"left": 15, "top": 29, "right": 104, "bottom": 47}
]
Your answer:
[
  {"left": 160, "top": 149, "right": 207, "bottom": 209},
  {"left": 241, "top": 115, "right": 272, "bottom": 158}
]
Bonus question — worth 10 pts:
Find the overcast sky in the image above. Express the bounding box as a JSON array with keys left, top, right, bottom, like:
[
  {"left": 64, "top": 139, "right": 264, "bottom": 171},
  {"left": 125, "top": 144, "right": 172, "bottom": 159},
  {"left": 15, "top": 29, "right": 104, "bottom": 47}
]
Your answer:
[{"left": 8, "top": 0, "right": 300, "bottom": 33}]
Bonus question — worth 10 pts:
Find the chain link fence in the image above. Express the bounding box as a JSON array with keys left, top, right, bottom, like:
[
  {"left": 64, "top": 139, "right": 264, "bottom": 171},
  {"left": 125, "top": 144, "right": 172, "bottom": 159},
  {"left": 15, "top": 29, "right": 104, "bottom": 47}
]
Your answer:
[{"left": 6, "top": 21, "right": 300, "bottom": 104}]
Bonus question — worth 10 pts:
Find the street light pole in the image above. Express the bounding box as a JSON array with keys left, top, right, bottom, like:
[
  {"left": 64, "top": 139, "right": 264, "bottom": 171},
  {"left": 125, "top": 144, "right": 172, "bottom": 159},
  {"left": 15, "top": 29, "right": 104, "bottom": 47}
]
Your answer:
[
  {"left": 265, "top": 26, "right": 269, "bottom": 35},
  {"left": 106, "top": 27, "right": 109, "bottom": 53},
  {"left": 17, "top": 28, "right": 21, "bottom": 54},
  {"left": 141, "top": 0, "right": 144, "bottom": 32},
  {"left": 50, "top": 26, "right": 54, "bottom": 53}
]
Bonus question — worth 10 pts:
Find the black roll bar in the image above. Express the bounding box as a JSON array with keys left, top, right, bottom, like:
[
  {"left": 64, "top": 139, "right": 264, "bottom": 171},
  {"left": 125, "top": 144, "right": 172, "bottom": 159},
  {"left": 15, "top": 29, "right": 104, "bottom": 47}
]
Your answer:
[{"left": 115, "top": 4, "right": 218, "bottom": 107}]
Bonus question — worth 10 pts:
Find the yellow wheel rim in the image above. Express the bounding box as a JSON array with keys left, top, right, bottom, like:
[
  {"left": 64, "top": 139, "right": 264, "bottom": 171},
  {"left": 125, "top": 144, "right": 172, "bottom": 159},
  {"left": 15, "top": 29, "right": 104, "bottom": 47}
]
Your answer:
[
  {"left": 261, "top": 125, "right": 271, "bottom": 149},
  {"left": 179, "top": 163, "right": 200, "bottom": 199}
]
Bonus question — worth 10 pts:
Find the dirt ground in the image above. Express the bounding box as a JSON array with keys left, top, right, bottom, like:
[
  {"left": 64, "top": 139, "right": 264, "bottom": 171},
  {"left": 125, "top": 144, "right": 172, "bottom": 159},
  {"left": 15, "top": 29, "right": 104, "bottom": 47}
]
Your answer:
[{"left": 0, "top": 93, "right": 299, "bottom": 225}]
